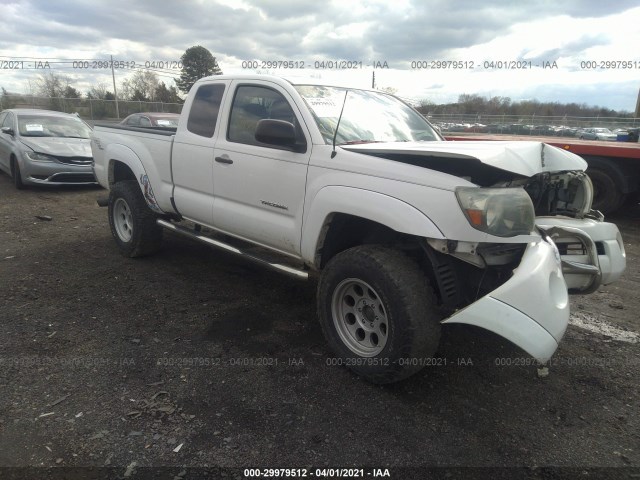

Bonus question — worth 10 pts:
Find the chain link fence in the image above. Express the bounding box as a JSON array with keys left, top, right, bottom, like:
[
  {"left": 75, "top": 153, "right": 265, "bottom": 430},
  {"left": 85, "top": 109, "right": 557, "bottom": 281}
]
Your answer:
[
  {"left": 0, "top": 94, "right": 183, "bottom": 122},
  {"left": 425, "top": 113, "right": 639, "bottom": 136},
  {"left": 2, "top": 94, "right": 638, "bottom": 134}
]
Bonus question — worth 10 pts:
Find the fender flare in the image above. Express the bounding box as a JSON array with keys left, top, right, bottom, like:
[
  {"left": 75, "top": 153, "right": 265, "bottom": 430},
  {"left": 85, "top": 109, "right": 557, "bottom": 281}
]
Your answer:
[
  {"left": 301, "top": 186, "right": 445, "bottom": 263},
  {"left": 105, "top": 144, "right": 163, "bottom": 214}
]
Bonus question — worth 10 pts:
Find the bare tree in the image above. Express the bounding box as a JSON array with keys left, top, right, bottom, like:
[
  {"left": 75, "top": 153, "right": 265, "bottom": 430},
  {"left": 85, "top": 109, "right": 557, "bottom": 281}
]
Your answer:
[
  {"left": 120, "top": 71, "right": 160, "bottom": 101},
  {"left": 86, "top": 83, "right": 110, "bottom": 99},
  {"left": 35, "top": 72, "right": 73, "bottom": 98}
]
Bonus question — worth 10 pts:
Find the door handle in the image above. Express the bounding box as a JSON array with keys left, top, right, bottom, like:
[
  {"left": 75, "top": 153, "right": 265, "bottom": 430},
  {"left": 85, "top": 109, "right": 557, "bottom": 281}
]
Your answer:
[{"left": 215, "top": 156, "right": 233, "bottom": 165}]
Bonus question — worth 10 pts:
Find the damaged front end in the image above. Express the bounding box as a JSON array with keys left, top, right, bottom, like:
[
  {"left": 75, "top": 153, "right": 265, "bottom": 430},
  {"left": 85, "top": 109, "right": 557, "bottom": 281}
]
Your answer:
[
  {"left": 345, "top": 140, "right": 625, "bottom": 361},
  {"left": 493, "top": 170, "right": 624, "bottom": 295},
  {"left": 421, "top": 163, "right": 624, "bottom": 362},
  {"left": 498, "top": 169, "right": 625, "bottom": 293}
]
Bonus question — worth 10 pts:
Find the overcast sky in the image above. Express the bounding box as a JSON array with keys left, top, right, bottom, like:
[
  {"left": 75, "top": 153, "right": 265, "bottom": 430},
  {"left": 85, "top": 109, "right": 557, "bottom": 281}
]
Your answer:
[{"left": 1, "top": 0, "right": 639, "bottom": 112}]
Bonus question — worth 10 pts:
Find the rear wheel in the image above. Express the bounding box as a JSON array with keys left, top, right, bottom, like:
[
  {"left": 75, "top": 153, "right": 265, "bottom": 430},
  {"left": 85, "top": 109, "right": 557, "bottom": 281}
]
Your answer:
[
  {"left": 317, "top": 245, "right": 441, "bottom": 384},
  {"left": 10, "top": 157, "right": 25, "bottom": 190},
  {"left": 108, "top": 180, "right": 163, "bottom": 257}
]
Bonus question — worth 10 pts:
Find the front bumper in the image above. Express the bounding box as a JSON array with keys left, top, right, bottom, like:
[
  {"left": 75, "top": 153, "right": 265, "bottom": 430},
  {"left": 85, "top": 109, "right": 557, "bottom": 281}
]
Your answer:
[
  {"left": 21, "top": 157, "right": 97, "bottom": 186},
  {"left": 443, "top": 238, "right": 568, "bottom": 363},
  {"left": 536, "top": 217, "right": 625, "bottom": 292}
]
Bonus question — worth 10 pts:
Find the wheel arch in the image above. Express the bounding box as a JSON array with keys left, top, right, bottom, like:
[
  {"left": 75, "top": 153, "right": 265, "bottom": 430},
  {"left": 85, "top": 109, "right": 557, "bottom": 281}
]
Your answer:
[
  {"left": 106, "top": 146, "right": 163, "bottom": 214},
  {"left": 106, "top": 144, "right": 146, "bottom": 186},
  {"left": 9, "top": 152, "right": 25, "bottom": 188},
  {"left": 301, "top": 186, "right": 445, "bottom": 268},
  {"left": 9, "top": 152, "right": 19, "bottom": 170}
]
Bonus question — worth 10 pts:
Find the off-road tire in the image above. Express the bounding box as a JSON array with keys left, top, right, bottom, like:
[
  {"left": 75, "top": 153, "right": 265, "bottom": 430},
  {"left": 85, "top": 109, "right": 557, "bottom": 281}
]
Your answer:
[
  {"left": 317, "top": 245, "right": 441, "bottom": 384},
  {"left": 108, "top": 180, "right": 163, "bottom": 257}
]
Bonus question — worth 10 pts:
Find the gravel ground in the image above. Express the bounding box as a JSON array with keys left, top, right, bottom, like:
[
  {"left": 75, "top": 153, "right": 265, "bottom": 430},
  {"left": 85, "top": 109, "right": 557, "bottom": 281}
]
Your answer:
[{"left": 0, "top": 173, "right": 638, "bottom": 479}]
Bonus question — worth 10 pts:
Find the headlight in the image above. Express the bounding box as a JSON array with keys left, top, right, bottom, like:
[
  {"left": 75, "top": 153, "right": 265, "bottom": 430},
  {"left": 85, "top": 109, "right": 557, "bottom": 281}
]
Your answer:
[
  {"left": 25, "top": 151, "right": 56, "bottom": 162},
  {"left": 456, "top": 187, "right": 535, "bottom": 237},
  {"left": 577, "top": 173, "right": 593, "bottom": 217}
]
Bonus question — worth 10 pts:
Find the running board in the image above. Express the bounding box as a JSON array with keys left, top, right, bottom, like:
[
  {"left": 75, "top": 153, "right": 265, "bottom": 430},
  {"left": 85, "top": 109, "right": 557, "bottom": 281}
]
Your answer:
[{"left": 156, "top": 219, "right": 309, "bottom": 280}]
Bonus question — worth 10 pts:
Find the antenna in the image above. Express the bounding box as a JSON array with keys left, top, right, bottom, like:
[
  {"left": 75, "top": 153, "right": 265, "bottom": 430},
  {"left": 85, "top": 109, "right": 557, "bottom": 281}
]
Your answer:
[{"left": 331, "top": 89, "right": 349, "bottom": 159}]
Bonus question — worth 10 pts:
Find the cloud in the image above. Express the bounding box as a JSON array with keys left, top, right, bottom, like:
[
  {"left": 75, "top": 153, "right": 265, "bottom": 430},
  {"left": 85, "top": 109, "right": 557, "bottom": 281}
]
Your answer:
[{"left": 0, "top": 0, "right": 638, "bottom": 110}]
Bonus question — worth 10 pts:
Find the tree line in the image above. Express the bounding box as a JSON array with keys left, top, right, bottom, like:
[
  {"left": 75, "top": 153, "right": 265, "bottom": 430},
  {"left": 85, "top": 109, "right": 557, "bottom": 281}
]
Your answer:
[
  {"left": 4, "top": 45, "right": 632, "bottom": 119},
  {"left": 416, "top": 93, "right": 632, "bottom": 118},
  {"left": 1, "top": 45, "right": 222, "bottom": 107}
]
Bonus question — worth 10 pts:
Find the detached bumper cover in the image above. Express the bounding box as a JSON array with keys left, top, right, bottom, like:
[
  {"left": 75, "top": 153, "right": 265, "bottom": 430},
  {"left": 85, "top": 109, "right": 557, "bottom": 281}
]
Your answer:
[{"left": 443, "top": 239, "right": 569, "bottom": 363}]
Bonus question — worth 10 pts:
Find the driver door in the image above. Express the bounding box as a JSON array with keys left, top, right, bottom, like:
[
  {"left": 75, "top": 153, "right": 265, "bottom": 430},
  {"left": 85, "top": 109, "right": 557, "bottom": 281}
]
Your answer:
[{"left": 212, "top": 81, "right": 311, "bottom": 256}]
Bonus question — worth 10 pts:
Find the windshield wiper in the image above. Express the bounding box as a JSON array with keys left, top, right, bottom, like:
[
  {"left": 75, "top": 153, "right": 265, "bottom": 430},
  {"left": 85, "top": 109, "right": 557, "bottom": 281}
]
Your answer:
[{"left": 61, "top": 136, "right": 90, "bottom": 139}]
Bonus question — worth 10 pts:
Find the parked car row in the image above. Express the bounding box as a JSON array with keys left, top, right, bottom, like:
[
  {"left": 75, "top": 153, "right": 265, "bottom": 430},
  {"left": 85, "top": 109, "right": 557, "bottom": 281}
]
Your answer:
[
  {"left": 434, "top": 122, "right": 640, "bottom": 141},
  {"left": 435, "top": 123, "right": 582, "bottom": 137},
  {"left": 0, "top": 109, "right": 180, "bottom": 189}
]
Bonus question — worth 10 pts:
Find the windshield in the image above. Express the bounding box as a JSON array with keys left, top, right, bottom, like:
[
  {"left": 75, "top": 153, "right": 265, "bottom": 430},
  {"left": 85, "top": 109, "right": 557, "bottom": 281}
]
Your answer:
[
  {"left": 293, "top": 85, "right": 441, "bottom": 144},
  {"left": 17, "top": 114, "right": 92, "bottom": 138},
  {"left": 155, "top": 117, "right": 179, "bottom": 127}
]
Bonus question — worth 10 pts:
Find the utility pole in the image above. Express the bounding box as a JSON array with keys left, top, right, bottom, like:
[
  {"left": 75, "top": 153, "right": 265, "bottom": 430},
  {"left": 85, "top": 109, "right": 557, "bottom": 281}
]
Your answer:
[
  {"left": 372, "top": 70, "right": 375, "bottom": 89},
  {"left": 111, "top": 55, "right": 120, "bottom": 119},
  {"left": 635, "top": 87, "right": 640, "bottom": 118}
]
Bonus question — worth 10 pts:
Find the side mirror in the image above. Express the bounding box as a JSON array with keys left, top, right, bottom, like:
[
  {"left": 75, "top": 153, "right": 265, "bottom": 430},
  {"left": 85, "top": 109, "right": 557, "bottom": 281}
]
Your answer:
[
  {"left": 1, "top": 127, "right": 14, "bottom": 136},
  {"left": 255, "top": 119, "right": 297, "bottom": 148}
]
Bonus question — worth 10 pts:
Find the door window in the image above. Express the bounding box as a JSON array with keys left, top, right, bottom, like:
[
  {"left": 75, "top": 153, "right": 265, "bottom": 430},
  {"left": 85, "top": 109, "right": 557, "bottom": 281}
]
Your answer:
[
  {"left": 227, "top": 85, "right": 303, "bottom": 150},
  {"left": 1, "top": 113, "right": 13, "bottom": 129}
]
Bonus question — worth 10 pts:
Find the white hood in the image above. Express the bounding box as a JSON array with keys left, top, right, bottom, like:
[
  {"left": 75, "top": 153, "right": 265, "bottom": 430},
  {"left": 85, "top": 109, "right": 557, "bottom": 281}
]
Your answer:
[
  {"left": 20, "top": 137, "right": 92, "bottom": 158},
  {"left": 342, "top": 141, "right": 588, "bottom": 177}
]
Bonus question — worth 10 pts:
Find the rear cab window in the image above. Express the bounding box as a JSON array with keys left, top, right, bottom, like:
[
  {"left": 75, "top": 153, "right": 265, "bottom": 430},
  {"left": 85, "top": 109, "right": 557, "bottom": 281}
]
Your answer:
[{"left": 187, "top": 83, "right": 226, "bottom": 138}]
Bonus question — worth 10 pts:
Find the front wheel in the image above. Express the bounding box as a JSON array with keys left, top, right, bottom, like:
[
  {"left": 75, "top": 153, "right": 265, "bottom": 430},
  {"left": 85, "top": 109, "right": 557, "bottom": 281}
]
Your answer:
[
  {"left": 317, "top": 245, "right": 441, "bottom": 384},
  {"left": 108, "top": 180, "right": 163, "bottom": 257}
]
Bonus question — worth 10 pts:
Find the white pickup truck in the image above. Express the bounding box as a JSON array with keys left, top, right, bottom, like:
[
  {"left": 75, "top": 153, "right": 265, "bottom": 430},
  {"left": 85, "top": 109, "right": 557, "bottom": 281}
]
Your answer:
[{"left": 91, "top": 74, "right": 626, "bottom": 383}]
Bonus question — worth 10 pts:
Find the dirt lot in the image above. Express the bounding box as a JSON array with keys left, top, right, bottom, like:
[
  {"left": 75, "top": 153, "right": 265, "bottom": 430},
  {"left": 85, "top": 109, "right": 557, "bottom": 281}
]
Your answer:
[{"left": 0, "top": 173, "right": 639, "bottom": 479}]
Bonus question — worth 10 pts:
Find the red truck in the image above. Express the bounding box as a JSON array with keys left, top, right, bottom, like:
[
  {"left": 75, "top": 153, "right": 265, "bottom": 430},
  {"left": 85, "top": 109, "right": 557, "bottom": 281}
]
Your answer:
[{"left": 445, "top": 134, "right": 640, "bottom": 214}]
